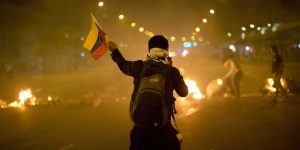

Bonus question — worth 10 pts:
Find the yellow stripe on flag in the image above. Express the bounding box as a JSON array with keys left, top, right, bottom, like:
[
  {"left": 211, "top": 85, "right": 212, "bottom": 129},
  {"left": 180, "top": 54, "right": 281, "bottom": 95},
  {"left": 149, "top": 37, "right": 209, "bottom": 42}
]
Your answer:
[{"left": 83, "top": 13, "right": 100, "bottom": 51}]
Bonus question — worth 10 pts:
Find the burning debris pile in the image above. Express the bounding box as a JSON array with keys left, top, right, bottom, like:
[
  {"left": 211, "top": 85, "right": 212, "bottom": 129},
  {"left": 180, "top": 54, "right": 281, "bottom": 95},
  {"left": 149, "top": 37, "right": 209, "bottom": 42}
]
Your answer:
[
  {"left": 260, "top": 77, "right": 300, "bottom": 95},
  {"left": 206, "top": 79, "right": 224, "bottom": 99},
  {"left": 264, "top": 78, "right": 286, "bottom": 93},
  {"left": 184, "top": 79, "right": 205, "bottom": 100},
  {"left": 176, "top": 78, "right": 205, "bottom": 117},
  {"left": 0, "top": 100, "right": 7, "bottom": 108},
  {"left": 0, "top": 88, "right": 60, "bottom": 109},
  {"left": 8, "top": 89, "right": 36, "bottom": 108}
]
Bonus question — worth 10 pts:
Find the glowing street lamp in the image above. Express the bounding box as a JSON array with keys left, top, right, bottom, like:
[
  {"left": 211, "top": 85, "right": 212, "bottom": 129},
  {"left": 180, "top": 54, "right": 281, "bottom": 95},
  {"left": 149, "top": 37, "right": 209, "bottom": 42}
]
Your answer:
[
  {"left": 245, "top": 46, "right": 250, "bottom": 51},
  {"left": 267, "top": 23, "right": 272, "bottom": 27},
  {"left": 229, "top": 44, "right": 236, "bottom": 52},
  {"left": 118, "top": 14, "right": 124, "bottom": 20},
  {"left": 139, "top": 27, "right": 144, "bottom": 32},
  {"left": 195, "top": 27, "right": 201, "bottom": 32},
  {"left": 241, "top": 27, "right": 246, "bottom": 31},
  {"left": 131, "top": 22, "right": 136, "bottom": 27},
  {"left": 202, "top": 18, "right": 208, "bottom": 23},
  {"left": 210, "top": 9, "right": 215, "bottom": 14},
  {"left": 198, "top": 37, "right": 203, "bottom": 42},
  {"left": 191, "top": 36, "right": 195, "bottom": 41},
  {"left": 98, "top": 1, "right": 104, "bottom": 7},
  {"left": 170, "top": 36, "right": 176, "bottom": 42},
  {"left": 227, "top": 32, "right": 232, "bottom": 37},
  {"left": 250, "top": 24, "right": 255, "bottom": 29},
  {"left": 257, "top": 27, "right": 261, "bottom": 31},
  {"left": 182, "top": 50, "right": 189, "bottom": 57}
]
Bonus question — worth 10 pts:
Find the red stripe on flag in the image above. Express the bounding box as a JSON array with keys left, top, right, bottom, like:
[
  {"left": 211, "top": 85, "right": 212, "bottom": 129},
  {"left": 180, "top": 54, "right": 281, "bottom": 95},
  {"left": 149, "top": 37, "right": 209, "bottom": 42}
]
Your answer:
[{"left": 91, "top": 41, "right": 107, "bottom": 60}]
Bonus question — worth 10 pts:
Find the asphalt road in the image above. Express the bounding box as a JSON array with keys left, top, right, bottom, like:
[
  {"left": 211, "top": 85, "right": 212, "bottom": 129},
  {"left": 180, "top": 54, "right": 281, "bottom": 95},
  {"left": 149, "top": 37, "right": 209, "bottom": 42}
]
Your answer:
[{"left": 0, "top": 96, "right": 300, "bottom": 150}]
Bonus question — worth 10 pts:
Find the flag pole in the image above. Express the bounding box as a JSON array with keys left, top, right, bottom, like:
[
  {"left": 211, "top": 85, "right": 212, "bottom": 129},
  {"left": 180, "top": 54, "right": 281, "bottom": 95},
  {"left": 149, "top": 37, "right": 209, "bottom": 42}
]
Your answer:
[{"left": 90, "top": 13, "right": 110, "bottom": 43}]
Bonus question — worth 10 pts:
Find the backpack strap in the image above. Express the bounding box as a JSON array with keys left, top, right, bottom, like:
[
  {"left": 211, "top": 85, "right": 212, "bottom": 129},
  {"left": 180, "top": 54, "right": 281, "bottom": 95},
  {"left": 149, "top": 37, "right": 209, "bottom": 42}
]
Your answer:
[{"left": 137, "top": 61, "right": 152, "bottom": 84}]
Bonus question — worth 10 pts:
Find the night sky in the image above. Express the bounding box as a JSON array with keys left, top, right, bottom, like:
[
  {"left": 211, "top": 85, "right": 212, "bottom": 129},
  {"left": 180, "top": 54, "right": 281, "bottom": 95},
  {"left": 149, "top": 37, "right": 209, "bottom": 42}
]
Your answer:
[{"left": 0, "top": 0, "right": 299, "bottom": 56}]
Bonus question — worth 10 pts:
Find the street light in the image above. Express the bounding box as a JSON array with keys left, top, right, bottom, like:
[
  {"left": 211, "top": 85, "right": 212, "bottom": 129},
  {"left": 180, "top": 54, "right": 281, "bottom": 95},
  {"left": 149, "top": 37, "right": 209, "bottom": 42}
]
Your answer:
[
  {"left": 210, "top": 9, "right": 215, "bottom": 14},
  {"left": 198, "top": 37, "right": 203, "bottom": 42},
  {"left": 171, "top": 36, "right": 176, "bottom": 42},
  {"left": 245, "top": 46, "right": 250, "bottom": 51},
  {"left": 227, "top": 32, "right": 232, "bottom": 37},
  {"left": 98, "top": 1, "right": 104, "bottom": 7},
  {"left": 267, "top": 23, "right": 272, "bottom": 27},
  {"left": 250, "top": 24, "right": 255, "bottom": 29},
  {"left": 191, "top": 36, "right": 195, "bottom": 41},
  {"left": 195, "top": 27, "right": 201, "bottom": 32},
  {"left": 229, "top": 44, "right": 236, "bottom": 52},
  {"left": 118, "top": 14, "right": 124, "bottom": 20},
  {"left": 139, "top": 27, "right": 144, "bottom": 32},
  {"left": 257, "top": 27, "right": 261, "bottom": 31},
  {"left": 241, "top": 27, "right": 246, "bottom": 31},
  {"left": 202, "top": 18, "right": 208, "bottom": 23},
  {"left": 131, "top": 22, "right": 136, "bottom": 27}
]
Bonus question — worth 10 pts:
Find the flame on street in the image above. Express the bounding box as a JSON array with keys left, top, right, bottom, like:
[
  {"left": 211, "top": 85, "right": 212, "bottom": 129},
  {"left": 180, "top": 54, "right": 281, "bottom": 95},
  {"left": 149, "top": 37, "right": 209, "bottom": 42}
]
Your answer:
[
  {"left": 265, "top": 78, "right": 286, "bottom": 93},
  {"left": 8, "top": 89, "right": 36, "bottom": 108},
  {"left": 184, "top": 79, "right": 205, "bottom": 100},
  {"left": 206, "top": 79, "right": 224, "bottom": 99},
  {"left": 176, "top": 78, "right": 205, "bottom": 117}
]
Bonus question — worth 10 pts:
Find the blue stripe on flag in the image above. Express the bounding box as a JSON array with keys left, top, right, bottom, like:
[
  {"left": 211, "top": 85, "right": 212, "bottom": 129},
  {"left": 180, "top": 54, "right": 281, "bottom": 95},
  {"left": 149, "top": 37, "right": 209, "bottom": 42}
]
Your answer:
[{"left": 91, "top": 30, "right": 102, "bottom": 53}]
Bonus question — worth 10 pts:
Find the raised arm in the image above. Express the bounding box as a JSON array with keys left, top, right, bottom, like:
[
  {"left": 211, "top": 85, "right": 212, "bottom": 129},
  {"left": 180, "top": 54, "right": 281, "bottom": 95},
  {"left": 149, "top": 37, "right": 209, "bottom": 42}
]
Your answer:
[
  {"left": 223, "top": 59, "right": 235, "bottom": 80},
  {"left": 108, "top": 41, "right": 143, "bottom": 77}
]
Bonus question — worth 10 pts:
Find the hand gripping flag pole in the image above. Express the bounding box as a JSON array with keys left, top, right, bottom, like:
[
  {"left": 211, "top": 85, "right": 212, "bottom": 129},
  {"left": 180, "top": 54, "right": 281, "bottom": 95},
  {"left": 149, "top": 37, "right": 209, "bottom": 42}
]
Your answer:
[{"left": 83, "top": 13, "right": 109, "bottom": 60}]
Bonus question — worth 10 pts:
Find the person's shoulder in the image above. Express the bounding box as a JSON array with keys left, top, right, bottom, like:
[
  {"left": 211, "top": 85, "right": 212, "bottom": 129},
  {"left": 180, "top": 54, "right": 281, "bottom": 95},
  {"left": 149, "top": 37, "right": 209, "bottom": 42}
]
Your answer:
[
  {"left": 135, "top": 60, "right": 144, "bottom": 63},
  {"left": 170, "top": 67, "right": 181, "bottom": 74},
  {"left": 134, "top": 60, "right": 144, "bottom": 66}
]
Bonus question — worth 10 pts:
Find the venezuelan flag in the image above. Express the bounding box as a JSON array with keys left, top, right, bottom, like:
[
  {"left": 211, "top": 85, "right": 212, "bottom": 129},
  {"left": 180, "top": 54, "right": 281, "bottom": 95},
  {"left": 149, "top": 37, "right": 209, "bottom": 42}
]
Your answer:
[{"left": 83, "top": 13, "right": 108, "bottom": 60}]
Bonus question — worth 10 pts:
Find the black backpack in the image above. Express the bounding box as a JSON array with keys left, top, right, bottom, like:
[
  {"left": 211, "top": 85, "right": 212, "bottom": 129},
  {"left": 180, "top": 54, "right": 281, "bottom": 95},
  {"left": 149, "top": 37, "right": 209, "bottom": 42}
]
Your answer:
[{"left": 131, "top": 61, "right": 172, "bottom": 129}]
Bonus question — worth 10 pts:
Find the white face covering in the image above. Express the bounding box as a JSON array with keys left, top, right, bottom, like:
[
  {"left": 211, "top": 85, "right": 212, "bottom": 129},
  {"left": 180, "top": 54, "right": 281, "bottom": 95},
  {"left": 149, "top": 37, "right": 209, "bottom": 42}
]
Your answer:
[{"left": 146, "top": 48, "right": 169, "bottom": 64}]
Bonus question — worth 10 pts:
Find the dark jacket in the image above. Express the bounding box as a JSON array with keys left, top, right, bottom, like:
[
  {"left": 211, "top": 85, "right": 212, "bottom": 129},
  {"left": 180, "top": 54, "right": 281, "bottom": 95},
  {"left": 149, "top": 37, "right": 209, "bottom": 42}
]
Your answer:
[
  {"left": 111, "top": 49, "right": 188, "bottom": 113},
  {"left": 272, "top": 55, "right": 284, "bottom": 74}
]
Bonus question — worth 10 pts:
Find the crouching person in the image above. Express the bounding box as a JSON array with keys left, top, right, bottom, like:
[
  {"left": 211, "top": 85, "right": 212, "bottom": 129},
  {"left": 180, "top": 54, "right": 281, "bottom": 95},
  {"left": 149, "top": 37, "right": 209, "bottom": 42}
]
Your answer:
[
  {"left": 222, "top": 48, "right": 243, "bottom": 99},
  {"left": 108, "top": 35, "right": 188, "bottom": 150}
]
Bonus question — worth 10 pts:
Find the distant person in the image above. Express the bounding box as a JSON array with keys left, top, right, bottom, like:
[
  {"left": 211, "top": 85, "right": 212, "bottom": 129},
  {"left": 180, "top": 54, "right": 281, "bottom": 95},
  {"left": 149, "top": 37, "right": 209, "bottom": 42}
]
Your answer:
[
  {"left": 108, "top": 35, "right": 188, "bottom": 150},
  {"left": 222, "top": 48, "right": 243, "bottom": 99},
  {"left": 270, "top": 46, "right": 288, "bottom": 103}
]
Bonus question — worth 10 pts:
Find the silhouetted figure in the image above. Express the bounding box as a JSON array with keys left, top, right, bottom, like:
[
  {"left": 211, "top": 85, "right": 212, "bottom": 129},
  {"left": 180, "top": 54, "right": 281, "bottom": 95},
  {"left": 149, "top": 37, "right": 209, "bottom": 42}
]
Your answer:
[
  {"left": 108, "top": 35, "right": 188, "bottom": 150},
  {"left": 270, "top": 46, "right": 288, "bottom": 103},
  {"left": 222, "top": 49, "right": 243, "bottom": 99}
]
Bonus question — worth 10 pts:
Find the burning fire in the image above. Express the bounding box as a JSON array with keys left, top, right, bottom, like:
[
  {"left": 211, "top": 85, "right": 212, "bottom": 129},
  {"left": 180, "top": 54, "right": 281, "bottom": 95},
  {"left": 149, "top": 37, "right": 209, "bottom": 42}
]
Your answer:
[
  {"left": 0, "top": 100, "right": 7, "bottom": 108},
  {"left": 48, "top": 96, "right": 52, "bottom": 101},
  {"left": 8, "top": 89, "right": 36, "bottom": 108},
  {"left": 206, "top": 78, "right": 224, "bottom": 99},
  {"left": 266, "top": 78, "right": 286, "bottom": 93},
  {"left": 217, "top": 79, "right": 223, "bottom": 86},
  {"left": 176, "top": 78, "right": 205, "bottom": 117},
  {"left": 184, "top": 79, "right": 205, "bottom": 99}
]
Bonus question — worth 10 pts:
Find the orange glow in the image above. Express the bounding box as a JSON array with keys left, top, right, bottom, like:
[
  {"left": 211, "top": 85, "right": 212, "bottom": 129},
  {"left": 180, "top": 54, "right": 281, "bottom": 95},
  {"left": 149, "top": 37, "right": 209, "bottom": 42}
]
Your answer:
[{"left": 8, "top": 89, "right": 36, "bottom": 108}]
